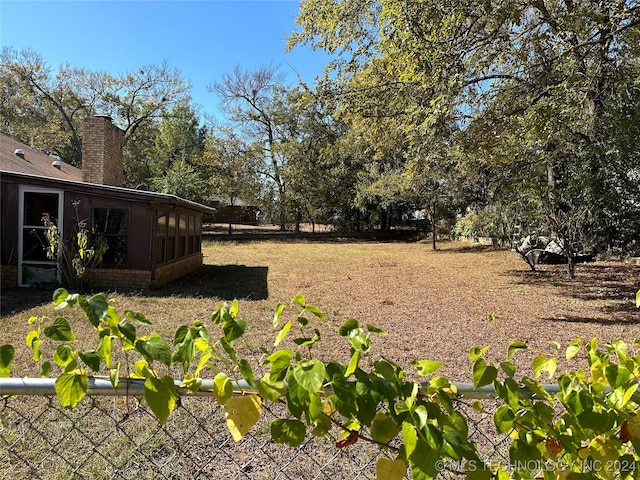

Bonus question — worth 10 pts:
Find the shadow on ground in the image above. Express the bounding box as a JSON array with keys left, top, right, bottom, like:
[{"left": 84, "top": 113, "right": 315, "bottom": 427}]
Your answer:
[
  {"left": 0, "top": 287, "right": 54, "bottom": 316},
  {"left": 151, "top": 264, "right": 269, "bottom": 301},
  {"left": 0, "top": 264, "right": 269, "bottom": 316},
  {"left": 507, "top": 262, "right": 640, "bottom": 324},
  {"left": 434, "top": 244, "right": 503, "bottom": 254},
  {"left": 203, "top": 230, "right": 424, "bottom": 244}
]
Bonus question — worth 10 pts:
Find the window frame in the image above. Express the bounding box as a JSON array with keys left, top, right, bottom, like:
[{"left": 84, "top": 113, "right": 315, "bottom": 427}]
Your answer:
[
  {"left": 18, "top": 186, "right": 63, "bottom": 286},
  {"left": 91, "top": 207, "right": 130, "bottom": 267}
]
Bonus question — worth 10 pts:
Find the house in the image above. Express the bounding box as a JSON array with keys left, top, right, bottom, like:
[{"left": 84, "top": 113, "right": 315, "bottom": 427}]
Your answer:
[
  {"left": 1, "top": 115, "right": 216, "bottom": 290},
  {"left": 210, "top": 196, "right": 260, "bottom": 225}
]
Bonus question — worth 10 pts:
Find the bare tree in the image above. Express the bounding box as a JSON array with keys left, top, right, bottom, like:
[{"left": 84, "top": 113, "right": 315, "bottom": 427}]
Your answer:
[{"left": 209, "top": 65, "right": 290, "bottom": 229}]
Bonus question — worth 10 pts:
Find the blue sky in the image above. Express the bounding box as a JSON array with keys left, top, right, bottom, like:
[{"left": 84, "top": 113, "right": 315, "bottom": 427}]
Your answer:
[{"left": 0, "top": 0, "right": 332, "bottom": 121}]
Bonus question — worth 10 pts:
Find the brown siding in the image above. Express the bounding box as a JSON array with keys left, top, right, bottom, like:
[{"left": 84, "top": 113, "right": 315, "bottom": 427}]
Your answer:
[
  {"left": 214, "top": 205, "right": 259, "bottom": 224},
  {"left": 82, "top": 116, "right": 124, "bottom": 187}
]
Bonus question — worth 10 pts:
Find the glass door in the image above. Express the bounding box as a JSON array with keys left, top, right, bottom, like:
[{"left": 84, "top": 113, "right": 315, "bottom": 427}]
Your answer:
[{"left": 18, "top": 187, "right": 63, "bottom": 286}]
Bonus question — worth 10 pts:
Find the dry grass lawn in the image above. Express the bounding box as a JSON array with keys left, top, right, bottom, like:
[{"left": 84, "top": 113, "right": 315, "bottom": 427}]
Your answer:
[{"left": 1, "top": 237, "right": 639, "bottom": 383}]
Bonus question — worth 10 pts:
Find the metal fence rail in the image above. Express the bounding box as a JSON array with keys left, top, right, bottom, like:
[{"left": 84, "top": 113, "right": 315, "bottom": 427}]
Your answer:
[{"left": 0, "top": 379, "right": 513, "bottom": 480}]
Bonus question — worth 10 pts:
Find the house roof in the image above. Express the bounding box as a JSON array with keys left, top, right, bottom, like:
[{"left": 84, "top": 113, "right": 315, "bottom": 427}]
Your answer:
[
  {"left": 0, "top": 133, "right": 216, "bottom": 215},
  {"left": 0, "top": 133, "right": 82, "bottom": 181}
]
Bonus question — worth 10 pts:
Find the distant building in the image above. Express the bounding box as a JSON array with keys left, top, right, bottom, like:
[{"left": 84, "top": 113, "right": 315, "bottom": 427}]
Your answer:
[
  {"left": 210, "top": 196, "right": 260, "bottom": 225},
  {"left": 1, "top": 116, "right": 215, "bottom": 289}
]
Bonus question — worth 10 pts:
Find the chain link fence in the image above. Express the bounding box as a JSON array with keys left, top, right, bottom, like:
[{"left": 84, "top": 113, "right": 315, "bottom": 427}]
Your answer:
[{"left": 0, "top": 380, "right": 513, "bottom": 480}]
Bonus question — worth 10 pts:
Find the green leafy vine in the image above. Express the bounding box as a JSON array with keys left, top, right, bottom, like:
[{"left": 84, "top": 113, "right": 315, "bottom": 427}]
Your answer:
[{"left": 1, "top": 288, "right": 639, "bottom": 480}]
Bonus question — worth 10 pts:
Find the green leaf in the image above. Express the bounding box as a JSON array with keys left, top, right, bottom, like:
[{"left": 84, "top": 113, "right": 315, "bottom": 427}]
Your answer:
[
  {"left": 40, "top": 361, "right": 52, "bottom": 377},
  {"left": 0, "top": 345, "right": 14, "bottom": 377},
  {"left": 213, "top": 372, "right": 233, "bottom": 405},
  {"left": 472, "top": 359, "right": 497, "bottom": 389},
  {"left": 52, "top": 288, "right": 69, "bottom": 306},
  {"left": 412, "top": 360, "right": 443, "bottom": 376},
  {"left": 98, "top": 334, "right": 113, "bottom": 369},
  {"left": 194, "top": 352, "right": 213, "bottom": 377},
  {"left": 312, "top": 413, "right": 332, "bottom": 437},
  {"left": 272, "top": 303, "right": 286, "bottom": 328},
  {"left": 135, "top": 335, "right": 172, "bottom": 366},
  {"left": 79, "top": 350, "right": 101, "bottom": 372},
  {"left": 286, "top": 375, "right": 310, "bottom": 419},
  {"left": 409, "top": 437, "right": 442, "bottom": 479},
  {"left": 125, "top": 310, "right": 152, "bottom": 325},
  {"left": 172, "top": 326, "right": 194, "bottom": 373},
  {"left": 469, "top": 346, "right": 489, "bottom": 362},
  {"left": 79, "top": 294, "right": 109, "bottom": 328},
  {"left": 521, "top": 377, "right": 553, "bottom": 401},
  {"left": 532, "top": 355, "right": 557, "bottom": 379},
  {"left": 303, "top": 305, "right": 326, "bottom": 320},
  {"left": 338, "top": 319, "right": 359, "bottom": 336},
  {"left": 584, "top": 435, "right": 622, "bottom": 467},
  {"left": 144, "top": 376, "right": 179, "bottom": 425},
  {"left": 239, "top": 359, "right": 254, "bottom": 387},
  {"left": 292, "top": 360, "right": 326, "bottom": 393},
  {"left": 229, "top": 299, "right": 239, "bottom": 318},
  {"left": 365, "top": 323, "right": 385, "bottom": 335},
  {"left": 429, "top": 376, "right": 451, "bottom": 390},
  {"left": 610, "top": 339, "right": 629, "bottom": 363},
  {"left": 134, "top": 359, "right": 153, "bottom": 379},
  {"left": 370, "top": 413, "right": 401, "bottom": 444},
  {"left": 636, "top": 290, "right": 639, "bottom": 308},
  {"left": 424, "top": 424, "right": 444, "bottom": 451},
  {"left": 345, "top": 350, "right": 361, "bottom": 377},
  {"left": 266, "top": 350, "right": 293, "bottom": 379},
  {"left": 402, "top": 422, "right": 418, "bottom": 457},
  {"left": 43, "top": 317, "right": 76, "bottom": 341},
  {"left": 271, "top": 418, "right": 306, "bottom": 447},
  {"left": 54, "top": 344, "right": 75, "bottom": 366},
  {"left": 118, "top": 323, "right": 137, "bottom": 345},
  {"left": 181, "top": 373, "right": 202, "bottom": 394},
  {"left": 104, "top": 306, "right": 120, "bottom": 327},
  {"left": 507, "top": 341, "right": 527, "bottom": 360},
  {"left": 222, "top": 318, "right": 247, "bottom": 343},
  {"left": 291, "top": 294, "right": 306, "bottom": 307},
  {"left": 274, "top": 319, "right": 292, "bottom": 347},
  {"left": 566, "top": 339, "right": 581, "bottom": 360},
  {"left": 225, "top": 395, "right": 262, "bottom": 441},
  {"left": 499, "top": 361, "right": 516, "bottom": 378},
  {"left": 55, "top": 371, "right": 88, "bottom": 409},
  {"left": 493, "top": 405, "right": 516, "bottom": 433},
  {"left": 26, "top": 329, "right": 41, "bottom": 361},
  {"left": 293, "top": 329, "right": 321, "bottom": 347},
  {"left": 257, "top": 374, "right": 287, "bottom": 401},
  {"left": 110, "top": 364, "right": 120, "bottom": 388},
  {"left": 308, "top": 392, "right": 323, "bottom": 422}
]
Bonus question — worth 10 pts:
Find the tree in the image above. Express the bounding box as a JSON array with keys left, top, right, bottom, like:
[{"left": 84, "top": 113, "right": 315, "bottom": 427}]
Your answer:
[
  {"left": 209, "top": 65, "right": 292, "bottom": 229},
  {"left": 1, "top": 48, "right": 192, "bottom": 168},
  {"left": 141, "top": 102, "right": 209, "bottom": 202},
  {"left": 290, "top": 0, "right": 640, "bottom": 273},
  {"left": 0, "top": 47, "right": 101, "bottom": 165},
  {"left": 199, "top": 127, "right": 263, "bottom": 233}
]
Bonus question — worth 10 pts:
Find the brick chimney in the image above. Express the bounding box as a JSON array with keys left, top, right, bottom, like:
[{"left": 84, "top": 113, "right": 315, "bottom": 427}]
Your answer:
[{"left": 82, "top": 115, "right": 125, "bottom": 187}]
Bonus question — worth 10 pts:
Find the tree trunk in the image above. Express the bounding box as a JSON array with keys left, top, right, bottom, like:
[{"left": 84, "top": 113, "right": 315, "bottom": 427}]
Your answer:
[{"left": 432, "top": 216, "right": 437, "bottom": 251}]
